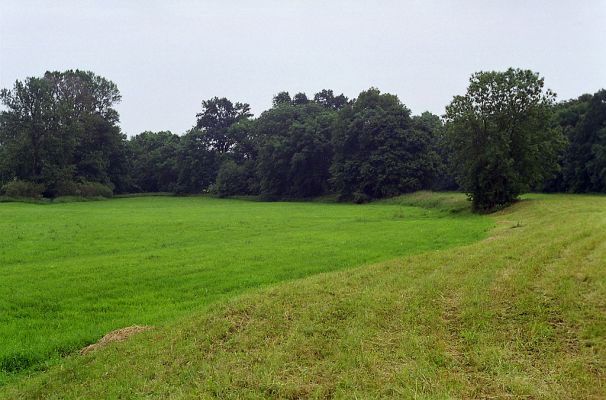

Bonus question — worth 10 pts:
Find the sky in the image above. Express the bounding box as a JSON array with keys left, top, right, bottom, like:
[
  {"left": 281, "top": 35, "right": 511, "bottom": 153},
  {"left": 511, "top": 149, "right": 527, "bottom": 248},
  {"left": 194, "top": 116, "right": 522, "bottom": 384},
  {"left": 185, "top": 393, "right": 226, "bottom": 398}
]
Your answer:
[{"left": 1, "top": 0, "right": 605, "bottom": 137}]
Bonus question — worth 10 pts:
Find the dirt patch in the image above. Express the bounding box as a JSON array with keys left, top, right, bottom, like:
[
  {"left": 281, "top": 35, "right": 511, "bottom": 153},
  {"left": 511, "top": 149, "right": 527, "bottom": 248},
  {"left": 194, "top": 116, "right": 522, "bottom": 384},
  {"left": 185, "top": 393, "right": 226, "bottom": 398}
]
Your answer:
[
  {"left": 484, "top": 236, "right": 498, "bottom": 241},
  {"left": 80, "top": 325, "right": 152, "bottom": 355}
]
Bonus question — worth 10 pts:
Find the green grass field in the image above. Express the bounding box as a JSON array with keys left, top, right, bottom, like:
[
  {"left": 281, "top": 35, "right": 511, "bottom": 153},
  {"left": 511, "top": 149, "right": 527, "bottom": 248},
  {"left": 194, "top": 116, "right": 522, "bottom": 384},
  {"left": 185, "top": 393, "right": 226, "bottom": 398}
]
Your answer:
[
  {"left": 2, "top": 193, "right": 605, "bottom": 399},
  {"left": 0, "top": 193, "right": 492, "bottom": 386}
]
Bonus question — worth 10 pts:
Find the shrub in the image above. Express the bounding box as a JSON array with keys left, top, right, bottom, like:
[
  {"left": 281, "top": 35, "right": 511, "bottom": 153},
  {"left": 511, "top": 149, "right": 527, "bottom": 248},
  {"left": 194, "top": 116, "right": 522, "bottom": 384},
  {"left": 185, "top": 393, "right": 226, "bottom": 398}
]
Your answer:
[
  {"left": 352, "top": 192, "right": 371, "bottom": 204},
  {"left": 216, "top": 160, "right": 254, "bottom": 197},
  {"left": 1, "top": 180, "right": 46, "bottom": 198},
  {"left": 77, "top": 181, "right": 113, "bottom": 198},
  {"left": 52, "top": 180, "right": 81, "bottom": 197}
]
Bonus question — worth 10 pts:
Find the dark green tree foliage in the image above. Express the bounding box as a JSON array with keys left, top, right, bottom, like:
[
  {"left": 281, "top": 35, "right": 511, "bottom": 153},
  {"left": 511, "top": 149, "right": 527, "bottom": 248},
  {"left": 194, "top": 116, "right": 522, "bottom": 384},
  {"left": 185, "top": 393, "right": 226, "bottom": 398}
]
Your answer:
[
  {"left": 175, "top": 129, "right": 221, "bottom": 194},
  {"left": 445, "top": 69, "right": 565, "bottom": 211},
  {"left": 272, "top": 91, "right": 292, "bottom": 107},
  {"left": 127, "top": 131, "right": 180, "bottom": 192},
  {"left": 0, "top": 70, "right": 127, "bottom": 195},
  {"left": 412, "top": 112, "right": 458, "bottom": 191},
  {"left": 177, "top": 97, "right": 253, "bottom": 193},
  {"left": 292, "top": 92, "right": 309, "bottom": 105},
  {"left": 331, "top": 88, "right": 439, "bottom": 202},
  {"left": 0, "top": 77, "right": 56, "bottom": 184},
  {"left": 540, "top": 94, "right": 593, "bottom": 192},
  {"left": 195, "top": 97, "right": 252, "bottom": 154},
  {"left": 255, "top": 101, "right": 335, "bottom": 198},
  {"left": 562, "top": 90, "right": 606, "bottom": 192},
  {"left": 313, "top": 89, "right": 349, "bottom": 110},
  {"left": 215, "top": 159, "right": 256, "bottom": 197},
  {"left": 214, "top": 119, "right": 259, "bottom": 196}
]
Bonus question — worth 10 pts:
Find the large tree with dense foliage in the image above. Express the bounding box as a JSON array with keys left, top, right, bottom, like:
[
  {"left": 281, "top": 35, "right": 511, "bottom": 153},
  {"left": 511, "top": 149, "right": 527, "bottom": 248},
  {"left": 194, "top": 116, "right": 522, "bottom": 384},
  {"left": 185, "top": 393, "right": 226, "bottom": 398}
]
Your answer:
[
  {"left": 331, "top": 88, "right": 439, "bottom": 202},
  {"left": 561, "top": 90, "right": 606, "bottom": 192},
  {"left": 127, "top": 131, "right": 180, "bottom": 192},
  {"left": 540, "top": 93, "right": 593, "bottom": 192},
  {"left": 176, "top": 97, "right": 253, "bottom": 193},
  {"left": 0, "top": 70, "right": 127, "bottom": 195},
  {"left": 255, "top": 100, "right": 335, "bottom": 198},
  {"left": 195, "top": 97, "right": 252, "bottom": 154},
  {"left": 313, "top": 89, "right": 349, "bottom": 110},
  {"left": 412, "top": 111, "right": 457, "bottom": 190},
  {"left": 445, "top": 69, "right": 565, "bottom": 211}
]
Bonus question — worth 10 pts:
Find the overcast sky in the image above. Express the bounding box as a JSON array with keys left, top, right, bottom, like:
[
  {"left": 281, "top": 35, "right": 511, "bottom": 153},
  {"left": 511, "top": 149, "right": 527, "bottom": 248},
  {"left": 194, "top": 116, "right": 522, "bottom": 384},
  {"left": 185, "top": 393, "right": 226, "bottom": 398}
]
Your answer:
[{"left": 1, "top": 0, "right": 605, "bottom": 136}]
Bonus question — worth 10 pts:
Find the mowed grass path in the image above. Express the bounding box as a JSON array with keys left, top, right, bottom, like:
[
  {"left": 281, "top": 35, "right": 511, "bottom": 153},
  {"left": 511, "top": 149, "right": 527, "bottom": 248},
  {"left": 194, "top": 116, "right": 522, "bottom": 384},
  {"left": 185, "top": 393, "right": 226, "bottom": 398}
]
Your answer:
[{"left": 0, "top": 195, "right": 491, "bottom": 382}]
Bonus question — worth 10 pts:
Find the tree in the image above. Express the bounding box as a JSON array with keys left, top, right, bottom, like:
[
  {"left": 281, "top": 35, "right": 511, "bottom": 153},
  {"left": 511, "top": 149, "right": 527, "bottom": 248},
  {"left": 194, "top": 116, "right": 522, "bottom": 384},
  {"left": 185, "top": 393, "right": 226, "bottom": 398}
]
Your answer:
[
  {"left": 174, "top": 97, "right": 253, "bottom": 193},
  {"left": 215, "top": 159, "right": 256, "bottom": 197},
  {"left": 292, "top": 92, "right": 309, "bottom": 105},
  {"left": 540, "top": 93, "right": 593, "bottom": 192},
  {"left": 0, "top": 77, "right": 56, "bottom": 184},
  {"left": 195, "top": 97, "right": 252, "bottom": 154},
  {"left": 331, "top": 88, "right": 439, "bottom": 202},
  {"left": 563, "top": 90, "right": 606, "bottom": 192},
  {"left": 255, "top": 102, "right": 335, "bottom": 198},
  {"left": 127, "top": 131, "right": 180, "bottom": 192},
  {"left": 313, "top": 89, "right": 349, "bottom": 110},
  {"left": 445, "top": 68, "right": 565, "bottom": 211},
  {"left": 175, "top": 129, "right": 220, "bottom": 194},
  {"left": 0, "top": 70, "right": 127, "bottom": 195},
  {"left": 412, "top": 112, "right": 458, "bottom": 190},
  {"left": 272, "top": 91, "right": 292, "bottom": 107}
]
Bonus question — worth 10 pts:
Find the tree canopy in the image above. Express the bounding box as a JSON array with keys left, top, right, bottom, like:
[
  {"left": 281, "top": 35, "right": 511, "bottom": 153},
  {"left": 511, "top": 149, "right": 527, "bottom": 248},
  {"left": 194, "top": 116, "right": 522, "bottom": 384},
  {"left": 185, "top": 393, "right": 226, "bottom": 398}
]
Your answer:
[
  {"left": 331, "top": 88, "right": 439, "bottom": 202},
  {"left": 0, "top": 70, "right": 127, "bottom": 196},
  {"left": 445, "top": 69, "right": 565, "bottom": 211},
  {"left": 1, "top": 69, "right": 604, "bottom": 210}
]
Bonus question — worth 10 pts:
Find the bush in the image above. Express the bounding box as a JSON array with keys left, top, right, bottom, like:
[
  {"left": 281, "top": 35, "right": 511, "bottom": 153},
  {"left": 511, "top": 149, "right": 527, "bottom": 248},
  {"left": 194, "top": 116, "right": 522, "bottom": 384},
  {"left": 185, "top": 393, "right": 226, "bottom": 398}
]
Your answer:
[
  {"left": 352, "top": 192, "right": 371, "bottom": 204},
  {"left": 1, "top": 180, "right": 46, "bottom": 198},
  {"left": 77, "top": 181, "right": 113, "bottom": 198},
  {"left": 215, "top": 160, "right": 254, "bottom": 197},
  {"left": 52, "top": 180, "right": 81, "bottom": 197}
]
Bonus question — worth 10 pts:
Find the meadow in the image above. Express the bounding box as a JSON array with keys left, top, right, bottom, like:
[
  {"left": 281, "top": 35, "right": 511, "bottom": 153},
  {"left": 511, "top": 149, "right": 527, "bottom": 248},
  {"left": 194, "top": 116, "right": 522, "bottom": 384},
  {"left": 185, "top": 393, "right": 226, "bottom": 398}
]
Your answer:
[
  {"left": 0, "top": 194, "right": 491, "bottom": 384},
  {"left": 2, "top": 193, "right": 604, "bottom": 399}
]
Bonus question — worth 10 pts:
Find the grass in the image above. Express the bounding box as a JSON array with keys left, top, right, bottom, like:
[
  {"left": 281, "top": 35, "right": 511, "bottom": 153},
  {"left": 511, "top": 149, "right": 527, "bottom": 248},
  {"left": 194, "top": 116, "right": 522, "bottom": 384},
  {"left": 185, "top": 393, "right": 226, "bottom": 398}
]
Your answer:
[
  {"left": 2, "top": 193, "right": 604, "bottom": 399},
  {"left": 0, "top": 193, "right": 491, "bottom": 385}
]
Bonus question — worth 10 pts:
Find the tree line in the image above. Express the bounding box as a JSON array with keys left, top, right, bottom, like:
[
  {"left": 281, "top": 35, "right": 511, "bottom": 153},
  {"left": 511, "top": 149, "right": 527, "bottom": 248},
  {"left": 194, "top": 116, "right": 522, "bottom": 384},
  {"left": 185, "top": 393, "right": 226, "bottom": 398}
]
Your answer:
[{"left": 1, "top": 68, "right": 604, "bottom": 211}]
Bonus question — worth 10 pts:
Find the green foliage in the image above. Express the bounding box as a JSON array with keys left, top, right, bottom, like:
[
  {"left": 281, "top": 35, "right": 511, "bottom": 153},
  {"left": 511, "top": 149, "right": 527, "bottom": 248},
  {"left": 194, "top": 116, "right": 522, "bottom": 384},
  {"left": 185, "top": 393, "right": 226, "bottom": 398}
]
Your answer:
[
  {"left": 175, "top": 129, "right": 220, "bottom": 194},
  {"left": 331, "top": 88, "right": 440, "bottom": 200},
  {"left": 445, "top": 68, "right": 565, "bottom": 212},
  {"left": 175, "top": 98, "right": 253, "bottom": 194},
  {"left": 76, "top": 181, "right": 113, "bottom": 198},
  {"left": 255, "top": 102, "right": 335, "bottom": 197},
  {"left": 215, "top": 159, "right": 255, "bottom": 196},
  {"left": 0, "top": 180, "right": 45, "bottom": 198},
  {"left": 195, "top": 97, "right": 252, "bottom": 154},
  {"left": 0, "top": 70, "right": 127, "bottom": 196},
  {"left": 272, "top": 91, "right": 292, "bottom": 107},
  {"left": 127, "top": 131, "right": 180, "bottom": 192},
  {"left": 561, "top": 90, "right": 606, "bottom": 192},
  {"left": 0, "top": 194, "right": 489, "bottom": 380},
  {"left": 313, "top": 89, "right": 349, "bottom": 110},
  {"left": 292, "top": 92, "right": 309, "bottom": 105}
]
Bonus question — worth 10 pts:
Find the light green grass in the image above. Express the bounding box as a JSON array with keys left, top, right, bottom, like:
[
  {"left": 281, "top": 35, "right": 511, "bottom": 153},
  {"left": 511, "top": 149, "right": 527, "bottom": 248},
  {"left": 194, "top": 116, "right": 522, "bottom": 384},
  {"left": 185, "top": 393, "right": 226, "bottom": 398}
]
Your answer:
[
  {"left": 0, "top": 193, "right": 490, "bottom": 384},
  {"left": 2, "top": 193, "right": 604, "bottom": 399}
]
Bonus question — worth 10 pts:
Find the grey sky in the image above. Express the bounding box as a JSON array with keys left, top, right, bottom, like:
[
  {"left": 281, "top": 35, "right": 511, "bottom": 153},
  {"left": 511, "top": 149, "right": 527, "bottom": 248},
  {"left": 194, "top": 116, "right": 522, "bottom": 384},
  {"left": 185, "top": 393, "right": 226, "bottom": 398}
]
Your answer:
[{"left": 1, "top": 0, "right": 605, "bottom": 136}]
